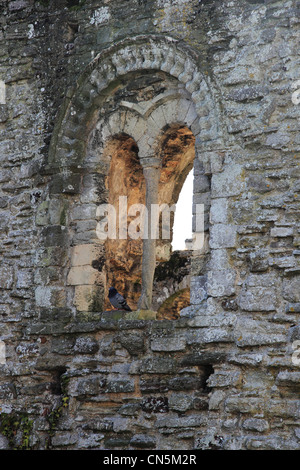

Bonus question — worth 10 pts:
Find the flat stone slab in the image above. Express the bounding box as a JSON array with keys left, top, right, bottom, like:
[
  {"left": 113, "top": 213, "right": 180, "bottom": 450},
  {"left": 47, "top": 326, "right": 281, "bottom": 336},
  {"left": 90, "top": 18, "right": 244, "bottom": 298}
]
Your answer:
[{"left": 101, "top": 309, "right": 157, "bottom": 320}]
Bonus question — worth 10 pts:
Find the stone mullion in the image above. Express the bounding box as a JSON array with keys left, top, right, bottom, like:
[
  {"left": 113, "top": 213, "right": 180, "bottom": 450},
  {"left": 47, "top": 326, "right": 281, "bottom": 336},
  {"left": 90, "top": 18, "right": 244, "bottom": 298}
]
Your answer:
[{"left": 138, "top": 159, "right": 161, "bottom": 311}]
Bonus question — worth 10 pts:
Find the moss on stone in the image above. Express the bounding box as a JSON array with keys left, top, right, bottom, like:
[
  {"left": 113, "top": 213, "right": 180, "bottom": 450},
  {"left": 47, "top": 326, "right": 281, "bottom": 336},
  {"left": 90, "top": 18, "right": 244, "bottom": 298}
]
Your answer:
[
  {"left": 35, "top": 0, "right": 86, "bottom": 9},
  {"left": 46, "top": 374, "right": 70, "bottom": 439},
  {"left": 66, "top": 0, "right": 86, "bottom": 11},
  {"left": 0, "top": 413, "right": 33, "bottom": 450},
  {"left": 125, "top": 310, "right": 157, "bottom": 320},
  {"left": 101, "top": 310, "right": 127, "bottom": 321}
]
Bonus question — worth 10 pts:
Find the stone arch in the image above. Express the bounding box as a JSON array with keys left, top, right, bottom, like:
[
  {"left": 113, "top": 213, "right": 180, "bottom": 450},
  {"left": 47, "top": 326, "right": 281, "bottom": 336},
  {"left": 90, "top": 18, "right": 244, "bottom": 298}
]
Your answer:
[
  {"left": 153, "top": 124, "right": 196, "bottom": 319},
  {"left": 44, "top": 35, "right": 224, "bottom": 315},
  {"left": 48, "top": 35, "right": 223, "bottom": 168}
]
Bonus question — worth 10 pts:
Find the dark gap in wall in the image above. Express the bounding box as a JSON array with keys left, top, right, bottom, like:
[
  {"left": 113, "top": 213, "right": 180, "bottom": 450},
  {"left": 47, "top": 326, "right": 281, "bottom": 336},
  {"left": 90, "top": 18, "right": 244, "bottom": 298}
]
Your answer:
[
  {"left": 198, "top": 365, "right": 214, "bottom": 394},
  {"left": 50, "top": 366, "right": 67, "bottom": 396}
]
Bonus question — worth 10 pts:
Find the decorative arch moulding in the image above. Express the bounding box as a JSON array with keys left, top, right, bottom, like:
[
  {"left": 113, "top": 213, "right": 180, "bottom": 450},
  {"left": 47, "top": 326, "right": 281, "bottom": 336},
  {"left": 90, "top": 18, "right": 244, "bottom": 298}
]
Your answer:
[
  {"left": 42, "top": 34, "right": 223, "bottom": 315},
  {"left": 48, "top": 34, "right": 224, "bottom": 169}
]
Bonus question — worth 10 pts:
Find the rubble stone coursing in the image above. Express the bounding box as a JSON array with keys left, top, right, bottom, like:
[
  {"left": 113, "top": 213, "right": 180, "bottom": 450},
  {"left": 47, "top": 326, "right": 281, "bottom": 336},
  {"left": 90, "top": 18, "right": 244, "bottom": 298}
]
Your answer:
[{"left": 0, "top": 0, "right": 300, "bottom": 450}]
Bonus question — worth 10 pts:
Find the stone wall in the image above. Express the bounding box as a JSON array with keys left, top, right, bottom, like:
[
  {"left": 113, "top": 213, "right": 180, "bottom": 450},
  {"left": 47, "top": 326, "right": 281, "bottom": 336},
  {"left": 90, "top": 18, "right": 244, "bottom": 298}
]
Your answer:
[{"left": 0, "top": 0, "right": 300, "bottom": 450}]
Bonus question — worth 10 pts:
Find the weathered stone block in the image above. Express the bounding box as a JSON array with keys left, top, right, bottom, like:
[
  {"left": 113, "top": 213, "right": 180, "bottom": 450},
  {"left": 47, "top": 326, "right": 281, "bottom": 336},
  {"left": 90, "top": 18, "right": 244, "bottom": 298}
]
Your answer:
[
  {"left": 210, "top": 224, "right": 237, "bottom": 249},
  {"left": 77, "top": 433, "right": 105, "bottom": 449},
  {"left": 211, "top": 164, "right": 245, "bottom": 198},
  {"left": 71, "top": 204, "right": 97, "bottom": 221},
  {"left": 104, "top": 437, "right": 131, "bottom": 448},
  {"left": 0, "top": 105, "right": 8, "bottom": 123},
  {"left": 194, "top": 174, "right": 210, "bottom": 193},
  {"left": 140, "top": 378, "right": 169, "bottom": 394},
  {"left": 35, "top": 286, "right": 66, "bottom": 308},
  {"left": 125, "top": 310, "right": 157, "bottom": 320},
  {"left": 246, "top": 175, "right": 273, "bottom": 193},
  {"left": 205, "top": 151, "right": 224, "bottom": 173},
  {"left": 130, "top": 434, "right": 156, "bottom": 449},
  {"left": 0, "top": 435, "right": 9, "bottom": 450},
  {"left": 74, "top": 336, "right": 99, "bottom": 354},
  {"left": 0, "top": 265, "right": 14, "bottom": 289},
  {"left": 271, "top": 226, "right": 294, "bottom": 237},
  {"left": 105, "top": 379, "right": 135, "bottom": 393},
  {"left": 268, "top": 399, "right": 300, "bottom": 419},
  {"left": 119, "top": 332, "right": 145, "bottom": 355},
  {"left": 0, "top": 197, "right": 8, "bottom": 208},
  {"left": 283, "top": 277, "right": 300, "bottom": 302},
  {"left": 210, "top": 198, "right": 228, "bottom": 224},
  {"left": 67, "top": 266, "right": 104, "bottom": 286},
  {"left": 242, "top": 418, "right": 269, "bottom": 433},
  {"left": 228, "top": 353, "right": 263, "bottom": 367},
  {"left": 74, "top": 285, "right": 104, "bottom": 311},
  {"left": 234, "top": 318, "right": 287, "bottom": 347},
  {"left": 73, "top": 377, "right": 100, "bottom": 397},
  {"left": 207, "top": 269, "right": 236, "bottom": 297},
  {"left": 1, "top": 2, "right": 299, "bottom": 451},
  {"left": 238, "top": 286, "right": 277, "bottom": 311},
  {"left": 269, "top": 256, "right": 296, "bottom": 269},
  {"left": 190, "top": 275, "right": 207, "bottom": 304},
  {"left": 48, "top": 199, "right": 69, "bottom": 226},
  {"left": 207, "top": 370, "right": 241, "bottom": 388},
  {"left": 0, "top": 383, "right": 17, "bottom": 399},
  {"left": 51, "top": 336, "right": 75, "bottom": 354},
  {"left": 225, "top": 397, "right": 265, "bottom": 415},
  {"left": 118, "top": 403, "right": 141, "bottom": 417},
  {"left": 139, "top": 357, "right": 177, "bottom": 374},
  {"left": 227, "top": 85, "right": 269, "bottom": 102},
  {"left": 187, "top": 328, "right": 233, "bottom": 345},
  {"left": 209, "top": 248, "right": 230, "bottom": 270},
  {"left": 245, "top": 273, "right": 278, "bottom": 287},
  {"left": 187, "top": 313, "right": 236, "bottom": 328},
  {"left": 249, "top": 249, "right": 269, "bottom": 272},
  {"left": 150, "top": 336, "right": 186, "bottom": 352},
  {"left": 168, "top": 393, "right": 193, "bottom": 412},
  {"left": 35, "top": 200, "right": 49, "bottom": 226},
  {"left": 8, "top": 1, "right": 29, "bottom": 12},
  {"left": 71, "top": 244, "right": 104, "bottom": 267},
  {"left": 276, "top": 371, "right": 300, "bottom": 388},
  {"left": 141, "top": 396, "right": 169, "bottom": 413},
  {"left": 42, "top": 225, "right": 68, "bottom": 247},
  {"left": 49, "top": 173, "right": 81, "bottom": 195},
  {"left": 16, "top": 268, "right": 33, "bottom": 289},
  {"left": 168, "top": 375, "right": 204, "bottom": 392},
  {"left": 208, "top": 389, "right": 226, "bottom": 411},
  {"left": 35, "top": 247, "right": 67, "bottom": 267},
  {"left": 80, "top": 174, "right": 107, "bottom": 204},
  {"left": 155, "top": 414, "right": 204, "bottom": 429},
  {"left": 288, "top": 324, "right": 300, "bottom": 342},
  {"left": 237, "top": 273, "right": 279, "bottom": 311},
  {"left": 180, "top": 351, "right": 227, "bottom": 366},
  {"left": 265, "top": 132, "right": 290, "bottom": 149}
]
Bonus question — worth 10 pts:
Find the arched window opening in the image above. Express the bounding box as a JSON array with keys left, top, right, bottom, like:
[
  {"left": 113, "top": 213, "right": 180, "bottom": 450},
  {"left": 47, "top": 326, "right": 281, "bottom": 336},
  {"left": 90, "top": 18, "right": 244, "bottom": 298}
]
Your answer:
[
  {"left": 152, "top": 126, "right": 195, "bottom": 320},
  {"left": 50, "top": 37, "right": 219, "bottom": 321},
  {"left": 104, "top": 134, "right": 145, "bottom": 311},
  {"left": 172, "top": 169, "right": 193, "bottom": 252},
  {"left": 98, "top": 125, "right": 196, "bottom": 319}
]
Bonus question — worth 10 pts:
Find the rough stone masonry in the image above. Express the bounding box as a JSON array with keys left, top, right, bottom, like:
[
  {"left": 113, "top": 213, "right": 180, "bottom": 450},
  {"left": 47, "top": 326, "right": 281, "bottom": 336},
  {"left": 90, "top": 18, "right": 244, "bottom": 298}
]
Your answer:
[{"left": 0, "top": 0, "right": 299, "bottom": 450}]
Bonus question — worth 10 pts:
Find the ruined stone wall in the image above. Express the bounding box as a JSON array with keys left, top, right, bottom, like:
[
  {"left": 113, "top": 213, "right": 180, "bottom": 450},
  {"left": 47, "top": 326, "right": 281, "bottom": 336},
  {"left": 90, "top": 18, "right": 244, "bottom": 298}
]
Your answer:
[{"left": 0, "top": 0, "right": 300, "bottom": 450}]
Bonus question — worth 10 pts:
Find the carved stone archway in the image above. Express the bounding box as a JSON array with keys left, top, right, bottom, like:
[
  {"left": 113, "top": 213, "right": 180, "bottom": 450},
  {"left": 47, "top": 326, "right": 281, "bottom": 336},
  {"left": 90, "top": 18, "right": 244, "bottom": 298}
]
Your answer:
[
  {"left": 48, "top": 35, "right": 223, "bottom": 168},
  {"left": 43, "top": 35, "right": 224, "bottom": 315}
]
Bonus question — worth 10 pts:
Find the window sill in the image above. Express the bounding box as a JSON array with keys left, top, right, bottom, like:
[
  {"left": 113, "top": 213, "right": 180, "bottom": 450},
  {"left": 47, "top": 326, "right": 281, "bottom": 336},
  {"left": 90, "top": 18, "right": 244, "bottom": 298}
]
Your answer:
[{"left": 101, "top": 309, "right": 157, "bottom": 321}]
